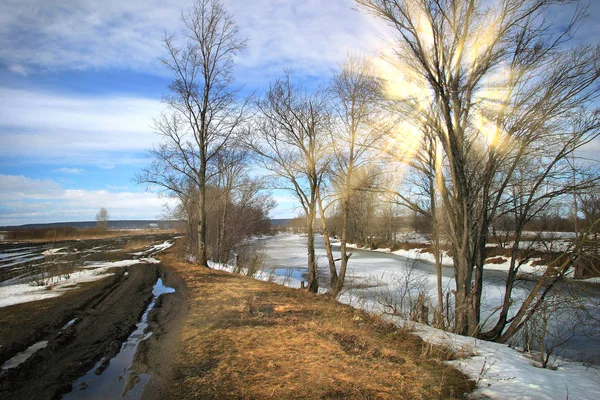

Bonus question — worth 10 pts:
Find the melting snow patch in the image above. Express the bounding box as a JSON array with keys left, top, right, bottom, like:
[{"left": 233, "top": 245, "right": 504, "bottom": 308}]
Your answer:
[
  {"left": 0, "top": 269, "right": 114, "bottom": 308},
  {"left": 381, "top": 315, "right": 600, "bottom": 400},
  {"left": 139, "top": 257, "right": 161, "bottom": 264},
  {"left": 62, "top": 318, "right": 78, "bottom": 329},
  {"left": 2, "top": 341, "right": 49, "bottom": 370},
  {"left": 42, "top": 248, "right": 68, "bottom": 256},
  {"left": 149, "top": 241, "right": 174, "bottom": 253}
]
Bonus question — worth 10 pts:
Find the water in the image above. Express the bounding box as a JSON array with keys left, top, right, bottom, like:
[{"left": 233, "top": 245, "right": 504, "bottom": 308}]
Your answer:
[{"left": 62, "top": 278, "right": 175, "bottom": 400}]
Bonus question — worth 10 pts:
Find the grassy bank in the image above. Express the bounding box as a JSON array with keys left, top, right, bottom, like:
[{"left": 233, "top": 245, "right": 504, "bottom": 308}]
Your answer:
[{"left": 158, "top": 248, "right": 474, "bottom": 399}]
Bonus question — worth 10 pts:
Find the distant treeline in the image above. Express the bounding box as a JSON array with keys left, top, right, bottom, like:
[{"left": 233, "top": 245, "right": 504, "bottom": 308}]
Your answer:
[
  {"left": 0, "top": 220, "right": 181, "bottom": 231},
  {"left": 2, "top": 218, "right": 292, "bottom": 231}
]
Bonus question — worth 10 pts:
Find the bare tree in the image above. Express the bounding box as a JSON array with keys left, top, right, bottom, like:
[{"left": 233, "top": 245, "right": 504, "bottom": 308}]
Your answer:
[
  {"left": 328, "top": 54, "right": 385, "bottom": 295},
  {"left": 95, "top": 207, "right": 109, "bottom": 229},
  {"left": 248, "top": 74, "right": 331, "bottom": 293},
  {"left": 357, "top": 0, "right": 600, "bottom": 336},
  {"left": 212, "top": 149, "right": 247, "bottom": 263},
  {"left": 143, "top": 0, "right": 248, "bottom": 267}
]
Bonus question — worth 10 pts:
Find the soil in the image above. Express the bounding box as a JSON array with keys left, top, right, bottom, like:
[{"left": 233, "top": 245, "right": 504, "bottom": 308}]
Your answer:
[
  {"left": 135, "top": 258, "right": 189, "bottom": 400},
  {"left": 0, "top": 262, "right": 164, "bottom": 400}
]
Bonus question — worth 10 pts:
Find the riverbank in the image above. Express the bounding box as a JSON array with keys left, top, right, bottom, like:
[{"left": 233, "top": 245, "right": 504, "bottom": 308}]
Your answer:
[{"left": 150, "top": 245, "right": 474, "bottom": 399}]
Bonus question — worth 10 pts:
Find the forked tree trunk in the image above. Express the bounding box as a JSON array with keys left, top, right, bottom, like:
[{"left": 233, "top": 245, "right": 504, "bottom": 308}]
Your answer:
[{"left": 317, "top": 192, "right": 338, "bottom": 291}]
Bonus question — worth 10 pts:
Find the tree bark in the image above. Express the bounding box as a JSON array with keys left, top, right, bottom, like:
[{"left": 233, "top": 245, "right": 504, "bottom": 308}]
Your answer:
[{"left": 306, "top": 203, "right": 319, "bottom": 293}]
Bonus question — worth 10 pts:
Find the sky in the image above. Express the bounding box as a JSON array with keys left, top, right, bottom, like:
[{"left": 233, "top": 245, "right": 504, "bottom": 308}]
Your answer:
[{"left": 0, "top": 0, "right": 598, "bottom": 226}]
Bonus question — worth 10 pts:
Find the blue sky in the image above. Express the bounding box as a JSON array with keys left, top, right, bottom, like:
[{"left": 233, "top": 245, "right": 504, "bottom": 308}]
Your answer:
[{"left": 0, "top": 0, "right": 598, "bottom": 226}]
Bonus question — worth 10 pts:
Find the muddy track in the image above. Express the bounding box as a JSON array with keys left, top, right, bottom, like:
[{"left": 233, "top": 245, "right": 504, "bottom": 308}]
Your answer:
[
  {"left": 0, "top": 263, "right": 159, "bottom": 400},
  {"left": 137, "top": 262, "right": 188, "bottom": 400}
]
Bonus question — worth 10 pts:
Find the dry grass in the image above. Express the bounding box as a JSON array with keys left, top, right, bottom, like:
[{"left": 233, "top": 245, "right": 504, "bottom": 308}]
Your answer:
[
  {"left": 123, "top": 238, "right": 155, "bottom": 252},
  {"left": 3, "top": 228, "right": 178, "bottom": 243},
  {"left": 160, "top": 250, "right": 474, "bottom": 399}
]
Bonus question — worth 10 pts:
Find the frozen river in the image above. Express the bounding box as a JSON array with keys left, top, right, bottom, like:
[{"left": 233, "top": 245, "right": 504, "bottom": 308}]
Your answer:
[{"left": 252, "top": 234, "right": 600, "bottom": 365}]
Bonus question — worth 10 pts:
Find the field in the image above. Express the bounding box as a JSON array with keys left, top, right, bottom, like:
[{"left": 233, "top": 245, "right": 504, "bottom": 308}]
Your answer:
[{"left": 0, "top": 232, "right": 180, "bottom": 399}]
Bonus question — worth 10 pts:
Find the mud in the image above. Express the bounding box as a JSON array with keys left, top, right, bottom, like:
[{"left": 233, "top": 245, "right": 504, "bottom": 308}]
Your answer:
[
  {"left": 0, "top": 233, "right": 175, "bottom": 283},
  {"left": 0, "top": 262, "right": 158, "bottom": 399},
  {"left": 137, "top": 260, "right": 188, "bottom": 400}
]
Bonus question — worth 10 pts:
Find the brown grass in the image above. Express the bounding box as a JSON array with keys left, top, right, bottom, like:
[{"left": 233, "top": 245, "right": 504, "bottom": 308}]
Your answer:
[
  {"left": 3, "top": 228, "right": 177, "bottom": 243},
  {"left": 485, "top": 256, "right": 507, "bottom": 264},
  {"left": 123, "top": 238, "right": 155, "bottom": 252},
  {"left": 160, "top": 249, "right": 474, "bottom": 399}
]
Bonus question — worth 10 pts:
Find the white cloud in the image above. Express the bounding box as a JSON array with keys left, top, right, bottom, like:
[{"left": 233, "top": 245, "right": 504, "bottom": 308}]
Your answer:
[
  {"left": 0, "top": 174, "right": 177, "bottom": 225},
  {"left": 0, "top": 175, "right": 63, "bottom": 201},
  {"left": 0, "top": 87, "right": 163, "bottom": 164},
  {"left": 7, "top": 64, "right": 28, "bottom": 76},
  {"left": 0, "top": 0, "right": 387, "bottom": 84},
  {"left": 56, "top": 167, "right": 83, "bottom": 174},
  {"left": 0, "top": 0, "right": 182, "bottom": 74}
]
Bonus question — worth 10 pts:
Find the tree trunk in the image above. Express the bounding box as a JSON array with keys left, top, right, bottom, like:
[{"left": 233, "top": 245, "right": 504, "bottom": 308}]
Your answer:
[
  {"left": 479, "top": 235, "right": 522, "bottom": 341},
  {"left": 453, "top": 246, "right": 472, "bottom": 335},
  {"left": 335, "top": 190, "right": 352, "bottom": 296},
  {"left": 498, "top": 255, "right": 572, "bottom": 343},
  {"left": 217, "top": 189, "right": 230, "bottom": 263},
  {"left": 198, "top": 166, "right": 209, "bottom": 267},
  {"left": 306, "top": 204, "right": 319, "bottom": 293},
  {"left": 317, "top": 191, "right": 337, "bottom": 291}
]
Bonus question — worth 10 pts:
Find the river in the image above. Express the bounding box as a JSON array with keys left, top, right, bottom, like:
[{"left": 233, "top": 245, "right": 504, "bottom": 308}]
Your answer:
[{"left": 253, "top": 234, "right": 600, "bottom": 365}]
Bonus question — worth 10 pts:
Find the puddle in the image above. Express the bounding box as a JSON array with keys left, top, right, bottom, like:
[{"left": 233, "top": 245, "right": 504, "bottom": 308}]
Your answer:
[
  {"left": 1, "top": 340, "right": 49, "bottom": 370},
  {"left": 62, "top": 278, "right": 175, "bottom": 399}
]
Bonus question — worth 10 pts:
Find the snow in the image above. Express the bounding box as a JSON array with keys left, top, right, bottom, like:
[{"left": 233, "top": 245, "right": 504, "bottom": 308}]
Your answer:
[
  {"left": 149, "top": 240, "right": 174, "bottom": 252},
  {"left": 132, "top": 240, "right": 174, "bottom": 256},
  {"left": 480, "top": 257, "right": 546, "bottom": 275},
  {"left": 583, "top": 277, "right": 600, "bottom": 283},
  {"left": 381, "top": 315, "right": 600, "bottom": 400},
  {"left": 41, "top": 247, "right": 68, "bottom": 256},
  {"left": 0, "top": 255, "right": 162, "bottom": 308},
  {"left": 0, "top": 237, "right": 171, "bottom": 308},
  {"left": 0, "top": 268, "right": 115, "bottom": 308},
  {"left": 62, "top": 318, "right": 78, "bottom": 329},
  {"left": 1, "top": 340, "right": 49, "bottom": 370},
  {"left": 140, "top": 257, "right": 161, "bottom": 264},
  {"left": 391, "top": 247, "right": 454, "bottom": 266}
]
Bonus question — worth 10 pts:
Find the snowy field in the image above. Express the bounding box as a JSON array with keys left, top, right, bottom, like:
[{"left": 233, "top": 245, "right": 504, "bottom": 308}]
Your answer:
[
  {"left": 213, "top": 233, "right": 600, "bottom": 400},
  {"left": 0, "top": 237, "right": 174, "bottom": 308}
]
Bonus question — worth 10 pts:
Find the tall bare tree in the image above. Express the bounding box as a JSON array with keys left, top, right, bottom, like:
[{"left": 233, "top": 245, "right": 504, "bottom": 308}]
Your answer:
[
  {"left": 328, "top": 54, "right": 385, "bottom": 295},
  {"left": 143, "top": 0, "right": 248, "bottom": 267},
  {"left": 357, "top": 0, "right": 600, "bottom": 336},
  {"left": 248, "top": 74, "right": 331, "bottom": 293}
]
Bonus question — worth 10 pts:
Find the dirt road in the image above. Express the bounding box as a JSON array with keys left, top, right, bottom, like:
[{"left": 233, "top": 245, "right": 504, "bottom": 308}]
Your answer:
[{"left": 0, "top": 262, "right": 161, "bottom": 399}]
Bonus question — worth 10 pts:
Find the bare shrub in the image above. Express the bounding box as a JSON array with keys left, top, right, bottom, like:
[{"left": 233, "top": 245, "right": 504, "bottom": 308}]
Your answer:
[{"left": 375, "top": 256, "right": 434, "bottom": 321}]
